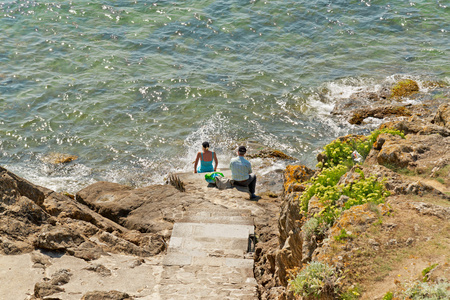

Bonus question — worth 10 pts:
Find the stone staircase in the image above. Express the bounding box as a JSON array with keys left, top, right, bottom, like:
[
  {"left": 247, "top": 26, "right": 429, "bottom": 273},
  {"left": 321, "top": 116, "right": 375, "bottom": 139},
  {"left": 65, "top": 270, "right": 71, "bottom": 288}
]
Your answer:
[{"left": 158, "top": 209, "right": 257, "bottom": 299}]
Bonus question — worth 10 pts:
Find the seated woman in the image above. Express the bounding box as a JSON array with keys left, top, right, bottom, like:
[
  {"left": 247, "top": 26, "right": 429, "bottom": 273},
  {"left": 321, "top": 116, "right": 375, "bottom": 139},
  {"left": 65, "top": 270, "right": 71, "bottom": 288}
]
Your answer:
[{"left": 194, "top": 141, "right": 218, "bottom": 173}]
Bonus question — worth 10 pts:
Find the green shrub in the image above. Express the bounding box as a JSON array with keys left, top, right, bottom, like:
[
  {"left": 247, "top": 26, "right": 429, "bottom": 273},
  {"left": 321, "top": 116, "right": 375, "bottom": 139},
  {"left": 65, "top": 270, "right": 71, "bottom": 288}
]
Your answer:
[
  {"left": 300, "top": 164, "right": 348, "bottom": 211},
  {"left": 289, "top": 261, "right": 338, "bottom": 298},
  {"left": 334, "top": 228, "right": 356, "bottom": 243},
  {"left": 403, "top": 280, "right": 450, "bottom": 299},
  {"left": 341, "top": 171, "right": 390, "bottom": 210},
  {"left": 340, "top": 285, "right": 361, "bottom": 299},
  {"left": 382, "top": 291, "right": 394, "bottom": 300},
  {"left": 302, "top": 217, "right": 319, "bottom": 240},
  {"left": 422, "top": 263, "right": 438, "bottom": 282},
  {"left": 321, "top": 128, "right": 405, "bottom": 169}
]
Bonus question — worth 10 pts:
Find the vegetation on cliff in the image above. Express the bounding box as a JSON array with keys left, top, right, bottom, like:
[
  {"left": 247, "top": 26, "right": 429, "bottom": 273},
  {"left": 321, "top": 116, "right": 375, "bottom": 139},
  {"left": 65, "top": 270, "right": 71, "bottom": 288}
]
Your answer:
[{"left": 286, "top": 124, "right": 450, "bottom": 300}]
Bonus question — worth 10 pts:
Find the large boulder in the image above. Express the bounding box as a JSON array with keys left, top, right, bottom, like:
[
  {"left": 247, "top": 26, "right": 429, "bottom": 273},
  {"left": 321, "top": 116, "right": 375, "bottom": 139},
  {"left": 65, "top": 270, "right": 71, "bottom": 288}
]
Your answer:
[{"left": 76, "top": 182, "right": 188, "bottom": 237}]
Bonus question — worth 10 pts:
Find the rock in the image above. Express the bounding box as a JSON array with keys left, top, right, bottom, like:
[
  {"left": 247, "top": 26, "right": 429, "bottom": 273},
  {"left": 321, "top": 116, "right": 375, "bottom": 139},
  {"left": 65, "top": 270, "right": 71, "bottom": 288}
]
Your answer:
[
  {"left": 411, "top": 202, "right": 450, "bottom": 220},
  {"left": 363, "top": 164, "right": 447, "bottom": 198},
  {"left": 376, "top": 134, "right": 449, "bottom": 170},
  {"left": 348, "top": 105, "right": 412, "bottom": 125},
  {"left": 307, "top": 196, "right": 324, "bottom": 216},
  {"left": 0, "top": 166, "right": 50, "bottom": 206},
  {"left": 0, "top": 166, "right": 165, "bottom": 258},
  {"left": 276, "top": 190, "right": 304, "bottom": 287},
  {"left": 67, "top": 241, "right": 106, "bottom": 261},
  {"left": 76, "top": 182, "right": 181, "bottom": 236},
  {"left": 35, "top": 226, "right": 85, "bottom": 251},
  {"left": 81, "top": 290, "right": 133, "bottom": 300},
  {"left": 34, "top": 281, "right": 65, "bottom": 298},
  {"left": 34, "top": 269, "right": 72, "bottom": 298},
  {"left": 376, "top": 136, "right": 414, "bottom": 168},
  {"left": 84, "top": 264, "right": 112, "bottom": 277},
  {"left": 31, "top": 252, "right": 52, "bottom": 269},
  {"left": 431, "top": 103, "right": 450, "bottom": 129},
  {"left": 391, "top": 79, "right": 419, "bottom": 98},
  {"left": 380, "top": 116, "right": 450, "bottom": 137},
  {"left": 275, "top": 231, "right": 303, "bottom": 286},
  {"left": 368, "top": 239, "right": 379, "bottom": 247},
  {"left": 41, "top": 152, "right": 78, "bottom": 164},
  {"left": 337, "top": 166, "right": 364, "bottom": 186},
  {"left": 329, "top": 203, "right": 379, "bottom": 239},
  {"left": 387, "top": 239, "right": 397, "bottom": 246},
  {"left": 98, "top": 232, "right": 153, "bottom": 257},
  {"left": 247, "top": 149, "right": 296, "bottom": 160},
  {"left": 283, "top": 165, "right": 315, "bottom": 194}
]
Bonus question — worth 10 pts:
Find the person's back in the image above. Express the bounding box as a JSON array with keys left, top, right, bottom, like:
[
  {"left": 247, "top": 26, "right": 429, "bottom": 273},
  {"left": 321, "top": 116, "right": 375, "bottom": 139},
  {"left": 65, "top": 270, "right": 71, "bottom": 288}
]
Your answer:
[
  {"left": 230, "top": 146, "right": 257, "bottom": 199},
  {"left": 230, "top": 156, "right": 252, "bottom": 181}
]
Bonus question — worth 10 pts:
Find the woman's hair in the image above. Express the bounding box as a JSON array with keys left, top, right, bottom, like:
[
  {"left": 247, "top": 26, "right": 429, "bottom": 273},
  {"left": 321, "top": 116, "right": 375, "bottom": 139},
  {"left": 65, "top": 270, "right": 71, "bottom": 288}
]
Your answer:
[{"left": 202, "top": 141, "right": 209, "bottom": 149}]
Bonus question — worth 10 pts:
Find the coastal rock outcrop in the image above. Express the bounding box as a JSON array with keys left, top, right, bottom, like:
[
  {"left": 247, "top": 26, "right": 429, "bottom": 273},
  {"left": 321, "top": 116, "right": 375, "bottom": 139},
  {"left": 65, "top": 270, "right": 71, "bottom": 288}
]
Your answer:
[
  {"left": 257, "top": 102, "right": 450, "bottom": 299},
  {"left": 0, "top": 166, "right": 167, "bottom": 258},
  {"left": 331, "top": 79, "right": 449, "bottom": 125}
]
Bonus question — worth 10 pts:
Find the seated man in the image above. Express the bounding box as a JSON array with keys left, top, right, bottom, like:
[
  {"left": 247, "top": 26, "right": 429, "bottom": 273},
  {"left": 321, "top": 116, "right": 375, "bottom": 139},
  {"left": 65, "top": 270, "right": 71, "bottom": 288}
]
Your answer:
[{"left": 229, "top": 146, "right": 257, "bottom": 199}]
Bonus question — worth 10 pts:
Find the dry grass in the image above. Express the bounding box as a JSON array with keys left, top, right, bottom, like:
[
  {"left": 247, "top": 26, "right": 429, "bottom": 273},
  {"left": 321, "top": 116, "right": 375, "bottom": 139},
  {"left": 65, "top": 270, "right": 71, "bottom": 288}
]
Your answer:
[{"left": 332, "top": 193, "right": 450, "bottom": 299}]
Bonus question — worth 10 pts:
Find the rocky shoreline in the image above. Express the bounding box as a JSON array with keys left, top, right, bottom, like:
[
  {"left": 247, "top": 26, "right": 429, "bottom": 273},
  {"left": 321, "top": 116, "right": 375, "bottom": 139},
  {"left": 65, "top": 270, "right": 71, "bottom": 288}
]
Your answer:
[
  {"left": 254, "top": 80, "right": 450, "bottom": 299},
  {"left": 1, "top": 79, "right": 449, "bottom": 299}
]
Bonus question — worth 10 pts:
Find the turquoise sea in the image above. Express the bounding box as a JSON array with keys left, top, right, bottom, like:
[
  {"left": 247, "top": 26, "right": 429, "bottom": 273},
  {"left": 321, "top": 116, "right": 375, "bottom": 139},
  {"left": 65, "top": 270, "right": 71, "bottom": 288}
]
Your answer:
[{"left": 0, "top": 0, "right": 449, "bottom": 193}]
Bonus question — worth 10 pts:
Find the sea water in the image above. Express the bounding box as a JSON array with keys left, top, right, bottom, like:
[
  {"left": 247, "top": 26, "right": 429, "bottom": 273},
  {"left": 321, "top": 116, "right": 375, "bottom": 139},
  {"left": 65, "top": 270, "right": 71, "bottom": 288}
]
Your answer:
[{"left": 0, "top": 0, "right": 449, "bottom": 193}]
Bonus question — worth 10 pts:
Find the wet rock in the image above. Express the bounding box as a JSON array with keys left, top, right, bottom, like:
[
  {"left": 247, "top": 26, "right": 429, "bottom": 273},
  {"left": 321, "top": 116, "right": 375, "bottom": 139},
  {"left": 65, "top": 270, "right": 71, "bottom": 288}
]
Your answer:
[
  {"left": 391, "top": 79, "right": 419, "bottom": 98},
  {"left": 41, "top": 153, "right": 78, "bottom": 164},
  {"left": 348, "top": 105, "right": 412, "bottom": 125},
  {"left": 247, "top": 149, "right": 296, "bottom": 160}
]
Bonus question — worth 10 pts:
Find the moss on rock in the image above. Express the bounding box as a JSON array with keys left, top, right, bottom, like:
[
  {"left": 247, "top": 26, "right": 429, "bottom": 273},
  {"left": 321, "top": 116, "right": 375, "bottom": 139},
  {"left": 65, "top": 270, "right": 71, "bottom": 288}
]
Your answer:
[{"left": 391, "top": 79, "right": 419, "bottom": 98}]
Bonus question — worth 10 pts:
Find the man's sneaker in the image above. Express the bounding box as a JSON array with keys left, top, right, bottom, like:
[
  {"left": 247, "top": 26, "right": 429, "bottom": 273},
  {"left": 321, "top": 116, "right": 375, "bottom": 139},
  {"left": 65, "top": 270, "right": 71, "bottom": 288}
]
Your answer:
[{"left": 250, "top": 193, "right": 258, "bottom": 199}]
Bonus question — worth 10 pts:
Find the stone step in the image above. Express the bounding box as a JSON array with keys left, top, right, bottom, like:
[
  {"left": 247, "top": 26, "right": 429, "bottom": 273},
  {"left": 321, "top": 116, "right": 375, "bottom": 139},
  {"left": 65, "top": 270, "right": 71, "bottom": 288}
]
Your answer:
[
  {"left": 170, "top": 222, "right": 254, "bottom": 239},
  {"left": 162, "top": 252, "right": 254, "bottom": 268},
  {"left": 178, "top": 214, "right": 254, "bottom": 225},
  {"left": 168, "top": 236, "right": 249, "bottom": 254}
]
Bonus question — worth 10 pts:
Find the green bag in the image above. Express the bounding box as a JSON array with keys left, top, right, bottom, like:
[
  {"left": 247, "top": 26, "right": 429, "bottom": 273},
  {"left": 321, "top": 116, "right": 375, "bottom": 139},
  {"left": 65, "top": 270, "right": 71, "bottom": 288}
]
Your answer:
[{"left": 205, "top": 172, "right": 224, "bottom": 183}]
